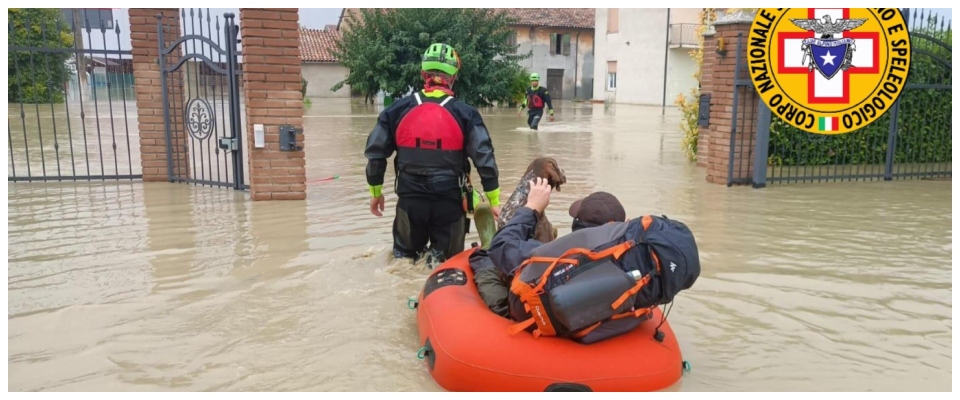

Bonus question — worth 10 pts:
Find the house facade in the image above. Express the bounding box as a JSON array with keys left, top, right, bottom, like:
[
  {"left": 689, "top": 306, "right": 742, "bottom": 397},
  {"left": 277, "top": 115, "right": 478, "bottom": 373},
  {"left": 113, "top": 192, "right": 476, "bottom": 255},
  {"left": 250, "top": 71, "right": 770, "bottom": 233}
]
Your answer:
[
  {"left": 499, "top": 9, "right": 595, "bottom": 101},
  {"left": 593, "top": 8, "right": 701, "bottom": 106},
  {"left": 299, "top": 28, "right": 351, "bottom": 98}
]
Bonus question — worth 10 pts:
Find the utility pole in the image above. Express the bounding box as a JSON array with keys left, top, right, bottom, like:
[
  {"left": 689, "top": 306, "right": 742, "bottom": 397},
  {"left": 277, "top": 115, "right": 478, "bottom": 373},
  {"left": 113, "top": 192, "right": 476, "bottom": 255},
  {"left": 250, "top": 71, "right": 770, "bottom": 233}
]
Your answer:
[
  {"left": 72, "top": 9, "right": 87, "bottom": 86},
  {"left": 661, "top": 8, "right": 671, "bottom": 116}
]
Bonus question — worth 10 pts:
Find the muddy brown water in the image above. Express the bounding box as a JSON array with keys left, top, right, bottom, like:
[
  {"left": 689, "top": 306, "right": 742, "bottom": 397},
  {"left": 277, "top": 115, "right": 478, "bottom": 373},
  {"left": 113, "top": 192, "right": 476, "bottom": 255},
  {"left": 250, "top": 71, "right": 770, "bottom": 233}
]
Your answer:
[{"left": 7, "top": 98, "right": 952, "bottom": 391}]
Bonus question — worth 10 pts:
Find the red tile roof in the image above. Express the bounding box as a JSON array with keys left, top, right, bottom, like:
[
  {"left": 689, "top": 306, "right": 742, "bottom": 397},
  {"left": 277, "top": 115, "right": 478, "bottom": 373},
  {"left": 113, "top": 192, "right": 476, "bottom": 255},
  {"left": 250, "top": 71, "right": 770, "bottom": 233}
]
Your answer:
[
  {"left": 495, "top": 8, "right": 595, "bottom": 30},
  {"left": 339, "top": 8, "right": 595, "bottom": 31},
  {"left": 299, "top": 28, "right": 340, "bottom": 63}
]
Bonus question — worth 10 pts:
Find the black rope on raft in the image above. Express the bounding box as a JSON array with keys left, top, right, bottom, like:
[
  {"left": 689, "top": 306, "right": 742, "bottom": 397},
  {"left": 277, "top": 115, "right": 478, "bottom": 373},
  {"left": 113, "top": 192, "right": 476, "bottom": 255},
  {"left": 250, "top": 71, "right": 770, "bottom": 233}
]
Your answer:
[{"left": 653, "top": 300, "right": 674, "bottom": 343}]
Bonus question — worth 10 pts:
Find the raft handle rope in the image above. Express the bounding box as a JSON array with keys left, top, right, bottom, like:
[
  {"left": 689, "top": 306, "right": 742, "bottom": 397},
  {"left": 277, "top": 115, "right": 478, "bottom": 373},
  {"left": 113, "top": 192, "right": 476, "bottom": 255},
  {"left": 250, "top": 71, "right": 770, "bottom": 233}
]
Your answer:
[
  {"left": 407, "top": 297, "right": 419, "bottom": 310},
  {"left": 417, "top": 346, "right": 431, "bottom": 360},
  {"left": 682, "top": 360, "right": 691, "bottom": 373}
]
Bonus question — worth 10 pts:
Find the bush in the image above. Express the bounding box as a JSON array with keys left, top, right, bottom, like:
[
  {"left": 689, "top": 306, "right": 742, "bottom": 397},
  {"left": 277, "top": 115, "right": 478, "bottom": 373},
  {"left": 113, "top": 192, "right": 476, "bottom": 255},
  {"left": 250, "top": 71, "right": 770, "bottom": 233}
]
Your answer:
[
  {"left": 509, "top": 66, "right": 530, "bottom": 107},
  {"left": 676, "top": 9, "right": 717, "bottom": 162},
  {"left": 8, "top": 8, "right": 74, "bottom": 104},
  {"left": 676, "top": 92, "right": 699, "bottom": 161}
]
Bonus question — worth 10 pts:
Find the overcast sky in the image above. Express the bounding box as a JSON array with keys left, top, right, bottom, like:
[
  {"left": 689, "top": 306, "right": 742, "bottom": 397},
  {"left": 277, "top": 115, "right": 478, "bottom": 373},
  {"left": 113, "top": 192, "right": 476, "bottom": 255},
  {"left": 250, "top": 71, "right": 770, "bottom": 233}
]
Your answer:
[
  {"left": 912, "top": 8, "right": 952, "bottom": 25},
  {"left": 299, "top": 8, "right": 343, "bottom": 29}
]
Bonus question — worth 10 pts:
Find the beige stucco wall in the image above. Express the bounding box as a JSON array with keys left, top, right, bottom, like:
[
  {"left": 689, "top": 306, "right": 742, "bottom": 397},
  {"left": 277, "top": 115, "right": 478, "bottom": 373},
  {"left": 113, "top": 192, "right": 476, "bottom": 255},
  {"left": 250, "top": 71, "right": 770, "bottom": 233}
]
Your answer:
[
  {"left": 594, "top": 8, "right": 701, "bottom": 106},
  {"left": 513, "top": 27, "right": 595, "bottom": 100},
  {"left": 301, "top": 63, "right": 351, "bottom": 98},
  {"left": 670, "top": 8, "right": 701, "bottom": 24}
]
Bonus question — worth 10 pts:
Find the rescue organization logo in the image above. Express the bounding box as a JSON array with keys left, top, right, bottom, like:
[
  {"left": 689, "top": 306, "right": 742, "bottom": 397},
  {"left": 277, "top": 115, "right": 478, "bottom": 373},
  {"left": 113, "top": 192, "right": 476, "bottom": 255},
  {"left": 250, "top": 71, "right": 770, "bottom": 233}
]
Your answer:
[{"left": 747, "top": 9, "right": 912, "bottom": 135}]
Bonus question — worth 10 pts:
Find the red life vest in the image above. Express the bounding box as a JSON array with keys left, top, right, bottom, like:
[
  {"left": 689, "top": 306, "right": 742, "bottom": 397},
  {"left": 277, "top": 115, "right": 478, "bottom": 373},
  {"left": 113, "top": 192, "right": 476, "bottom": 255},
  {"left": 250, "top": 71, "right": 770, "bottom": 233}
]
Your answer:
[
  {"left": 528, "top": 90, "right": 544, "bottom": 109},
  {"left": 394, "top": 92, "right": 466, "bottom": 177}
]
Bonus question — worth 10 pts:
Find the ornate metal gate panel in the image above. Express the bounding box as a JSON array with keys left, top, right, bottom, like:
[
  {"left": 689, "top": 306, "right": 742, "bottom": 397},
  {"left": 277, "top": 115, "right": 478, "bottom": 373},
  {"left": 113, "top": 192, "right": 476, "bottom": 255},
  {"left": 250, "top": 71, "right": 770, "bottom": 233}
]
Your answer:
[{"left": 157, "top": 9, "right": 245, "bottom": 190}]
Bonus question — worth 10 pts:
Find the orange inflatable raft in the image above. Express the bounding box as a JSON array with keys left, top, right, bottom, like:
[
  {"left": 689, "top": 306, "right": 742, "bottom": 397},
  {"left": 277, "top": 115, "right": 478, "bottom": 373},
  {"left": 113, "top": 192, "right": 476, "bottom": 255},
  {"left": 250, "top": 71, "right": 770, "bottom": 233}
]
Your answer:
[{"left": 412, "top": 248, "right": 686, "bottom": 392}]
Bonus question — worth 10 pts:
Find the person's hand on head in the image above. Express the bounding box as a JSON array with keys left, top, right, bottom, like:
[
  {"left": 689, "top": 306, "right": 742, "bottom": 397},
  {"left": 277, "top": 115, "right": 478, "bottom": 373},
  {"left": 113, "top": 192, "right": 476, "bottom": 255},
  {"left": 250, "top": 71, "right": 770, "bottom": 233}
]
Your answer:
[{"left": 524, "top": 177, "right": 552, "bottom": 214}]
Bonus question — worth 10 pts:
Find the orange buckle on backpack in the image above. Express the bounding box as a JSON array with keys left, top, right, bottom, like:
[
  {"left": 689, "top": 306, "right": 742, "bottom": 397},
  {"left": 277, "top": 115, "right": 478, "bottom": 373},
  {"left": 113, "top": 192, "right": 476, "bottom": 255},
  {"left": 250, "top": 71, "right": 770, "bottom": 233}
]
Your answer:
[
  {"left": 507, "top": 241, "right": 637, "bottom": 339},
  {"left": 611, "top": 306, "right": 655, "bottom": 320}
]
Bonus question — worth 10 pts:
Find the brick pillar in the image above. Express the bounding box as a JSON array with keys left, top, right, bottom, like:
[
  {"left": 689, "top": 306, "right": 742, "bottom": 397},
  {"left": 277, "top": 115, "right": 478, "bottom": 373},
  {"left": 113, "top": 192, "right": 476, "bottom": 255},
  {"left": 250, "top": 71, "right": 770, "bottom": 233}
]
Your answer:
[
  {"left": 129, "top": 9, "right": 189, "bottom": 182},
  {"left": 700, "top": 16, "right": 759, "bottom": 185},
  {"left": 239, "top": 9, "right": 306, "bottom": 201}
]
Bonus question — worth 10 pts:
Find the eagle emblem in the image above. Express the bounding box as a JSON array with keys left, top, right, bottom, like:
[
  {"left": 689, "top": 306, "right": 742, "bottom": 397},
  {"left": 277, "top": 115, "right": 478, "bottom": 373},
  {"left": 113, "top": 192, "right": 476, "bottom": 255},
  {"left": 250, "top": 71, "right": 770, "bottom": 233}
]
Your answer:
[{"left": 789, "top": 15, "right": 867, "bottom": 80}]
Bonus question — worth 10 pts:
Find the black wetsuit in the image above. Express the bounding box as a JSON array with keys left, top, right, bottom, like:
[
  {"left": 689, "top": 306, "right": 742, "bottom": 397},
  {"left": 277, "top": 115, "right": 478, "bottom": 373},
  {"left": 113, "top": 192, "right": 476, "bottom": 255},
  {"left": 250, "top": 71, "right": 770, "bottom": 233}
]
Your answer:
[
  {"left": 364, "top": 90, "right": 500, "bottom": 262},
  {"left": 523, "top": 86, "right": 554, "bottom": 130}
]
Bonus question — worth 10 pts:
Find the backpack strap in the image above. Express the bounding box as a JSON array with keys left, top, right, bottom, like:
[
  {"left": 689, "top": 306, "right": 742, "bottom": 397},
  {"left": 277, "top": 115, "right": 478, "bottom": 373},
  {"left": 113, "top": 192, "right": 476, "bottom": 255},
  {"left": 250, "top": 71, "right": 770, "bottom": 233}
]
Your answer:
[
  {"left": 612, "top": 307, "right": 654, "bottom": 320},
  {"left": 639, "top": 215, "right": 663, "bottom": 274},
  {"left": 439, "top": 96, "right": 454, "bottom": 107},
  {"left": 508, "top": 248, "right": 593, "bottom": 338},
  {"left": 507, "top": 240, "right": 638, "bottom": 338},
  {"left": 414, "top": 92, "right": 423, "bottom": 105},
  {"left": 610, "top": 273, "right": 651, "bottom": 309},
  {"left": 572, "top": 304, "right": 655, "bottom": 340}
]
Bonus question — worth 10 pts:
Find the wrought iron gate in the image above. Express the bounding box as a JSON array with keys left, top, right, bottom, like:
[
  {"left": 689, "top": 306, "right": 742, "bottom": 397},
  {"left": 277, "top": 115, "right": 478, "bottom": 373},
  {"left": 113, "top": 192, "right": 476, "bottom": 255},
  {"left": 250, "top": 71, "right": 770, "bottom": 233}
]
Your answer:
[
  {"left": 726, "top": 33, "right": 760, "bottom": 187},
  {"left": 158, "top": 9, "right": 246, "bottom": 190},
  {"left": 8, "top": 9, "right": 139, "bottom": 183}
]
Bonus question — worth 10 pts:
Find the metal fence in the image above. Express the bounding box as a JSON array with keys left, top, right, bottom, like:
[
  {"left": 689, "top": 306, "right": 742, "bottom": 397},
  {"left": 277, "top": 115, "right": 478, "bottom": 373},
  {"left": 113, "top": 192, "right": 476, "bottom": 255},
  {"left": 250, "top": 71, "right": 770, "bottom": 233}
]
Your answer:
[
  {"left": 726, "top": 33, "right": 761, "bottom": 186},
  {"left": 669, "top": 23, "right": 699, "bottom": 48},
  {"left": 8, "top": 8, "right": 139, "bottom": 182},
  {"left": 727, "top": 8, "right": 952, "bottom": 188}
]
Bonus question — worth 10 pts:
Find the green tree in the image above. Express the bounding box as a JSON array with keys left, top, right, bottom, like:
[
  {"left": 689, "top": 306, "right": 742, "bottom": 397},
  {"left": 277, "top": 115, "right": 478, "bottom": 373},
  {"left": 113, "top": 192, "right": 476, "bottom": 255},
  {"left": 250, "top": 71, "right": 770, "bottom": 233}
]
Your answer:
[
  {"left": 332, "top": 8, "right": 530, "bottom": 107},
  {"left": 8, "top": 8, "right": 74, "bottom": 103},
  {"left": 509, "top": 65, "right": 531, "bottom": 107}
]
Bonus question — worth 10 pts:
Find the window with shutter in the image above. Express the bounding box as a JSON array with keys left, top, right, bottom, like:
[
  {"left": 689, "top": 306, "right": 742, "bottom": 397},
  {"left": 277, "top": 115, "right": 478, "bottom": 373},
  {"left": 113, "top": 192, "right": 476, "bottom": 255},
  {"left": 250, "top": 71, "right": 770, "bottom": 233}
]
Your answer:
[
  {"left": 550, "top": 33, "right": 558, "bottom": 55},
  {"left": 562, "top": 34, "right": 571, "bottom": 56},
  {"left": 607, "top": 9, "right": 619, "bottom": 33},
  {"left": 507, "top": 31, "right": 518, "bottom": 54},
  {"left": 607, "top": 61, "right": 617, "bottom": 91}
]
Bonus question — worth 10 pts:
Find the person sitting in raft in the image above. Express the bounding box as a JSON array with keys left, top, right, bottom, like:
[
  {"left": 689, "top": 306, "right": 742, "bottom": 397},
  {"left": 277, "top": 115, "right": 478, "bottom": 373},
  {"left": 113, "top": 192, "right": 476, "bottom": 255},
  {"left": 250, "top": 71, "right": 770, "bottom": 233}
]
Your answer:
[{"left": 470, "top": 177, "right": 627, "bottom": 317}]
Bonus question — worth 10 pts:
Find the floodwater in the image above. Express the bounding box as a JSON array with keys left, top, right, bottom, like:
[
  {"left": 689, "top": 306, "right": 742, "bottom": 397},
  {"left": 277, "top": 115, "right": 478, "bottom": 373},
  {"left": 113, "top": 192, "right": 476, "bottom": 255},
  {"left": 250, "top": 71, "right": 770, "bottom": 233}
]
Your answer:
[{"left": 7, "top": 98, "right": 952, "bottom": 391}]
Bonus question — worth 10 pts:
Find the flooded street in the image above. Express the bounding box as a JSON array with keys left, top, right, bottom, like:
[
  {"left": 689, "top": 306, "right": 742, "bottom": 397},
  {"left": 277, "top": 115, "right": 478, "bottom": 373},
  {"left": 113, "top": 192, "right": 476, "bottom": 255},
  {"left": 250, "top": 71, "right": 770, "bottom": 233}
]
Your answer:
[{"left": 7, "top": 98, "right": 952, "bottom": 391}]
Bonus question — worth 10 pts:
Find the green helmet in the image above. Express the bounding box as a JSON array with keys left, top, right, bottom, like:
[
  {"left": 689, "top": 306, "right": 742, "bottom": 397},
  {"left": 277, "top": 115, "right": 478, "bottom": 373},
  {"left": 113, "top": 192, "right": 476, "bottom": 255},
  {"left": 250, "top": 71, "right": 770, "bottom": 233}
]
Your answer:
[
  {"left": 529, "top": 73, "right": 540, "bottom": 81},
  {"left": 422, "top": 43, "right": 461, "bottom": 76}
]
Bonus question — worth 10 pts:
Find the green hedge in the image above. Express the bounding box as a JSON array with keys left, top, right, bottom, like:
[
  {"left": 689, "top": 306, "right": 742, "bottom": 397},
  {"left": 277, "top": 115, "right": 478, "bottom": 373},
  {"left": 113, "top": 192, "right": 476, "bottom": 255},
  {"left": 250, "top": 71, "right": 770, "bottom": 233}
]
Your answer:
[
  {"left": 768, "top": 25, "right": 951, "bottom": 166},
  {"left": 8, "top": 8, "right": 75, "bottom": 104}
]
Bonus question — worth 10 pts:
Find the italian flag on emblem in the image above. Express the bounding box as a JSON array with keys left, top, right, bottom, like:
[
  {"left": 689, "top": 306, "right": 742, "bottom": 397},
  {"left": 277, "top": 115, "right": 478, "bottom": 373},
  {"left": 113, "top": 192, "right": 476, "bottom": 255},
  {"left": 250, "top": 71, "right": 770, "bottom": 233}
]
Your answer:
[{"left": 818, "top": 116, "right": 839, "bottom": 132}]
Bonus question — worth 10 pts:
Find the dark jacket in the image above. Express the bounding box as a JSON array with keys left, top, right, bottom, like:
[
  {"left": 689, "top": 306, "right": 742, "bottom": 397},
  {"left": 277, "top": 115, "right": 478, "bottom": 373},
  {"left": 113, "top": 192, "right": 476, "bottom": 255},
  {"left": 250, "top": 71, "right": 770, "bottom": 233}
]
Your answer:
[
  {"left": 523, "top": 86, "right": 554, "bottom": 111},
  {"left": 364, "top": 91, "right": 500, "bottom": 200},
  {"left": 487, "top": 206, "right": 543, "bottom": 278}
]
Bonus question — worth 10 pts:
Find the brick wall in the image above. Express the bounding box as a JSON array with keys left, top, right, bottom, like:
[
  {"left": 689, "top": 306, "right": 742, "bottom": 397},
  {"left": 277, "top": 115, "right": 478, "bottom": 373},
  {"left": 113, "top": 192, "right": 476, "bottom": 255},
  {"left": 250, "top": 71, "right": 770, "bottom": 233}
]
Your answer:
[
  {"left": 699, "top": 21, "right": 758, "bottom": 184},
  {"left": 239, "top": 8, "right": 306, "bottom": 201},
  {"left": 129, "top": 9, "right": 189, "bottom": 182}
]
